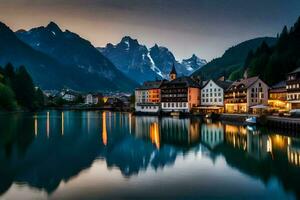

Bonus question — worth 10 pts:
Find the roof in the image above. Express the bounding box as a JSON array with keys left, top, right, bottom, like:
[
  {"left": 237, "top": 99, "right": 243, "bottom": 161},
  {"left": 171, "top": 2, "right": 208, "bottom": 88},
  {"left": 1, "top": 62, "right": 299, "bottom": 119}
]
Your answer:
[
  {"left": 161, "top": 76, "right": 200, "bottom": 88},
  {"left": 269, "top": 81, "right": 287, "bottom": 93},
  {"left": 229, "top": 76, "right": 260, "bottom": 90},
  {"left": 136, "top": 80, "right": 164, "bottom": 90},
  {"left": 170, "top": 63, "right": 177, "bottom": 75},
  {"left": 202, "top": 79, "right": 232, "bottom": 90},
  {"left": 288, "top": 67, "right": 300, "bottom": 74},
  {"left": 271, "top": 81, "right": 286, "bottom": 89}
]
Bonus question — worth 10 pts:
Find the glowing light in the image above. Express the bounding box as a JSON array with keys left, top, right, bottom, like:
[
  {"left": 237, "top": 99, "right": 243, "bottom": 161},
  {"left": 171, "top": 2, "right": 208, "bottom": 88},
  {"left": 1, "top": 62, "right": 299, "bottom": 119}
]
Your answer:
[
  {"left": 150, "top": 122, "right": 160, "bottom": 149},
  {"left": 102, "top": 112, "right": 107, "bottom": 146},
  {"left": 34, "top": 115, "right": 38, "bottom": 136},
  {"left": 129, "top": 113, "right": 132, "bottom": 134},
  {"left": 61, "top": 112, "right": 64, "bottom": 135},
  {"left": 46, "top": 112, "right": 50, "bottom": 138}
]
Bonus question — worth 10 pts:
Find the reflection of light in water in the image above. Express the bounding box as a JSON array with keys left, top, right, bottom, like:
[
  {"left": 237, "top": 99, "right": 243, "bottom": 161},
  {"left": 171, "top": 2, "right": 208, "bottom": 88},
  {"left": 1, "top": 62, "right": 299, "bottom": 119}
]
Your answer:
[
  {"left": 87, "top": 112, "right": 90, "bottom": 133},
  {"left": 102, "top": 112, "right": 107, "bottom": 146},
  {"left": 150, "top": 122, "right": 160, "bottom": 149},
  {"left": 287, "top": 137, "right": 300, "bottom": 167},
  {"left": 271, "top": 135, "right": 286, "bottom": 149},
  {"left": 129, "top": 113, "right": 132, "bottom": 134},
  {"left": 267, "top": 136, "right": 272, "bottom": 153},
  {"left": 34, "top": 115, "right": 38, "bottom": 136},
  {"left": 47, "top": 112, "right": 50, "bottom": 138},
  {"left": 288, "top": 147, "right": 300, "bottom": 167},
  {"left": 61, "top": 112, "right": 64, "bottom": 135},
  {"left": 225, "top": 124, "right": 247, "bottom": 150},
  {"left": 189, "top": 121, "right": 200, "bottom": 144}
]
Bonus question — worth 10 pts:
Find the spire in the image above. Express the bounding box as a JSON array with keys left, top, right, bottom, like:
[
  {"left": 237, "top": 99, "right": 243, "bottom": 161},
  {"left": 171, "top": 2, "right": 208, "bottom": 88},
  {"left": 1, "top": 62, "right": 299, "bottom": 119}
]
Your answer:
[
  {"left": 169, "top": 63, "right": 177, "bottom": 80},
  {"left": 170, "top": 63, "right": 177, "bottom": 75}
]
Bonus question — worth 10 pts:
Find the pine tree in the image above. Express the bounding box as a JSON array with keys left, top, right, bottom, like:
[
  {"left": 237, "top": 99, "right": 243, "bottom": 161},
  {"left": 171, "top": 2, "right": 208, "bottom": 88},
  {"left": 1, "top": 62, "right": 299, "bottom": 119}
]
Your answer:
[{"left": 14, "top": 66, "right": 36, "bottom": 110}]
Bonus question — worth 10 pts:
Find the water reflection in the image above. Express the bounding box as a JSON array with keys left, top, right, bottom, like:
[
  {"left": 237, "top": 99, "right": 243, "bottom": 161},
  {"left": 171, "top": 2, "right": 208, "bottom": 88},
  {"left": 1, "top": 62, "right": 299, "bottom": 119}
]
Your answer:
[{"left": 0, "top": 111, "right": 299, "bottom": 199}]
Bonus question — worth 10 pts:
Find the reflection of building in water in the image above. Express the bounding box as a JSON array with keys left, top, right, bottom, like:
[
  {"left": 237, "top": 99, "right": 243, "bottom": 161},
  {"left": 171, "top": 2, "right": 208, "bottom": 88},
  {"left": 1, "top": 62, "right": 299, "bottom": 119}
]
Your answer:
[
  {"left": 46, "top": 111, "right": 50, "bottom": 138},
  {"left": 247, "top": 132, "right": 270, "bottom": 160},
  {"left": 160, "top": 117, "right": 200, "bottom": 145},
  {"left": 225, "top": 124, "right": 247, "bottom": 150},
  {"left": 287, "top": 138, "right": 300, "bottom": 167},
  {"left": 134, "top": 116, "right": 200, "bottom": 147},
  {"left": 225, "top": 124, "right": 272, "bottom": 159},
  {"left": 201, "top": 122, "right": 224, "bottom": 149},
  {"left": 34, "top": 115, "right": 38, "bottom": 136},
  {"left": 134, "top": 116, "right": 159, "bottom": 139},
  {"left": 102, "top": 112, "right": 107, "bottom": 145},
  {"left": 150, "top": 122, "right": 160, "bottom": 149},
  {"left": 61, "top": 112, "right": 64, "bottom": 135}
]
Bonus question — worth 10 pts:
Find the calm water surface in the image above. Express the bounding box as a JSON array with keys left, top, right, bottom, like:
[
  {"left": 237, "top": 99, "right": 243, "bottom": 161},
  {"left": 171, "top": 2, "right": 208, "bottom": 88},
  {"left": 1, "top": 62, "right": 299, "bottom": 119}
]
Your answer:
[{"left": 0, "top": 111, "right": 299, "bottom": 200}]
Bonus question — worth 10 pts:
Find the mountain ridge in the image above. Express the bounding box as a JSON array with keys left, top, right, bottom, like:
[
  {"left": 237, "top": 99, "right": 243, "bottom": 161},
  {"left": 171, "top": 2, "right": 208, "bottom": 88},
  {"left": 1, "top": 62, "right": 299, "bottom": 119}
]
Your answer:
[
  {"left": 14, "top": 22, "right": 138, "bottom": 91},
  {"left": 99, "top": 36, "right": 206, "bottom": 83}
]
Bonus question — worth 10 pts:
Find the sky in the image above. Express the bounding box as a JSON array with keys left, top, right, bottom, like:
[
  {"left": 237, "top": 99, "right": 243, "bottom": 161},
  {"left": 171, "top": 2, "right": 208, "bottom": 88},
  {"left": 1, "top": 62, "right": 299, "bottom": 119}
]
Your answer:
[{"left": 0, "top": 0, "right": 299, "bottom": 61}]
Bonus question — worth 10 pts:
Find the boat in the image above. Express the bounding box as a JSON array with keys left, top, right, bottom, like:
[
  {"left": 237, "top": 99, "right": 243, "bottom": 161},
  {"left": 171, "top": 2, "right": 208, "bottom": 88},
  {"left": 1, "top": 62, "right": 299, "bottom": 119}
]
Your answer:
[{"left": 245, "top": 116, "right": 257, "bottom": 124}]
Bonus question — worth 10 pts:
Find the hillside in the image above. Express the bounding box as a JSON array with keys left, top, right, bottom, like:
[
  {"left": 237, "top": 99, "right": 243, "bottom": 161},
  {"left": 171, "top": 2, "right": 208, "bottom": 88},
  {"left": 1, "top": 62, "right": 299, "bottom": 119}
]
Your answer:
[
  {"left": 246, "top": 17, "right": 300, "bottom": 85},
  {"left": 192, "top": 37, "right": 277, "bottom": 80}
]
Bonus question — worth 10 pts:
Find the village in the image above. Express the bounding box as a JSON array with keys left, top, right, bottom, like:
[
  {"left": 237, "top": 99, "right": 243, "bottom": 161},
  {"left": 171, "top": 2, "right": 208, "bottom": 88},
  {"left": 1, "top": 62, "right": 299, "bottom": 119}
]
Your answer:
[
  {"left": 43, "top": 89, "right": 132, "bottom": 111},
  {"left": 134, "top": 64, "right": 300, "bottom": 120}
]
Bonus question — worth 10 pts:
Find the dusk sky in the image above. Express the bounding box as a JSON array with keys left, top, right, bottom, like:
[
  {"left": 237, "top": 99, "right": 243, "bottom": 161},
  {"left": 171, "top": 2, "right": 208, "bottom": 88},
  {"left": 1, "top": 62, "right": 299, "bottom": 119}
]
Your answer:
[{"left": 1, "top": 0, "right": 299, "bottom": 61}]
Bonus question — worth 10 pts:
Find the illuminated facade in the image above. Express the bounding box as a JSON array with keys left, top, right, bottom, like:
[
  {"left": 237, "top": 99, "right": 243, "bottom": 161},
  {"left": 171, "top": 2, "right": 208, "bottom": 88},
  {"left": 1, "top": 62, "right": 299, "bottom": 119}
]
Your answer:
[
  {"left": 225, "top": 76, "right": 269, "bottom": 113},
  {"left": 200, "top": 79, "right": 232, "bottom": 113},
  {"left": 287, "top": 67, "right": 300, "bottom": 110},
  {"left": 160, "top": 76, "right": 201, "bottom": 112},
  {"left": 135, "top": 81, "right": 163, "bottom": 113},
  {"left": 268, "top": 81, "right": 288, "bottom": 111}
]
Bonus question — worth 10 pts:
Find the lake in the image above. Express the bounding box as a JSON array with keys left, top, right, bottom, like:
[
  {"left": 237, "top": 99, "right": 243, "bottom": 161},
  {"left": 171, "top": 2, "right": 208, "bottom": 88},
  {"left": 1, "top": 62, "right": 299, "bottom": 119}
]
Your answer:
[{"left": 0, "top": 111, "right": 299, "bottom": 200}]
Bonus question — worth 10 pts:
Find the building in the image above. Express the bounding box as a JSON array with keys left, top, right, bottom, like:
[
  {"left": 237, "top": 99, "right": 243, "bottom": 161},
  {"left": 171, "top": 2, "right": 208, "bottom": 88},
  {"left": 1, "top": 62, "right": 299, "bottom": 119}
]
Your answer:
[
  {"left": 160, "top": 71, "right": 201, "bottom": 113},
  {"left": 135, "top": 81, "right": 163, "bottom": 113},
  {"left": 268, "top": 81, "right": 288, "bottom": 111},
  {"left": 200, "top": 79, "right": 232, "bottom": 113},
  {"left": 60, "top": 89, "right": 80, "bottom": 102},
  {"left": 85, "top": 93, "right": 103, "bottom": 105},
  {"left": 225, "top": 76, "right": 269, "bottom": 113},
  {"left": 286, "top": 67, "right": 300, "bottom": 110}
]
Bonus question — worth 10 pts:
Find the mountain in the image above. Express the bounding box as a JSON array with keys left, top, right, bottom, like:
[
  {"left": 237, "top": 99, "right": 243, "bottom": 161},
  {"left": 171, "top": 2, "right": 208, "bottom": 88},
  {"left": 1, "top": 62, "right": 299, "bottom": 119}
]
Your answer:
[
  {"left": 245, "top": 17, "right": 300, "bottom": 85},
  {"left": 191, "top": 37, "right": 277, "bottom": 80},
  {"left": 15, "top": 22, "right": 137, "bottom": 91},
  {"left": 99, "top": 36, "right": 206, "bottom": 83},
  {"left": 181, "top": 54, "right": 207, "bottom": 72},
  {"left": 0, "top": 22, "right": 70, "bottom": 89}
]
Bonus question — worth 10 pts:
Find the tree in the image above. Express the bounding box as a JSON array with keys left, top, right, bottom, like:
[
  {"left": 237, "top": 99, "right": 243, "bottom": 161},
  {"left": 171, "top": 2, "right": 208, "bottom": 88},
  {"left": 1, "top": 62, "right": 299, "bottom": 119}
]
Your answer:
[
  {"left": 34, "top": 88, "right": 45, "bottom": 108},
  {"left": 0, "top": 83, "right": 17, "bottom": 111},
  {"left": 13, "top": 66, "right": 36, "bottom": 110}
]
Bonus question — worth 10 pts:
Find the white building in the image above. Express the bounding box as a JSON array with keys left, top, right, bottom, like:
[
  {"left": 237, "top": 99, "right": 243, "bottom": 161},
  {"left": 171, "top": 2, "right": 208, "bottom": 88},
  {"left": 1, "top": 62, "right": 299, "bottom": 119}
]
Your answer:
[
  {"left": 60, "top": 89, "right": 80, "bottom": 102},
  {"left": 200, "top": 79, "right": 232, "bottom": 113},
  {"left": 85, "top": 93, "right": 102, "bottom": 105}
]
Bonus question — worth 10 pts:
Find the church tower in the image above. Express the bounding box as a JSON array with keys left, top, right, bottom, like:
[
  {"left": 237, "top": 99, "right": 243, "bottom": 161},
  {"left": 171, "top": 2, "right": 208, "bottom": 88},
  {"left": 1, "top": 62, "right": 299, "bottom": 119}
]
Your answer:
[{"left": 169, "top": 63, "right": 177, "bottom": 81}]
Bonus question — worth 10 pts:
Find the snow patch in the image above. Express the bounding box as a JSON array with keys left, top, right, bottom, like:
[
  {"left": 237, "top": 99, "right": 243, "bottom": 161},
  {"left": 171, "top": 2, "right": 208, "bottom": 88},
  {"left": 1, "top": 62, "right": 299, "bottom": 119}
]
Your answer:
[
  {"left": 124, "top": 40, "right": 130, "bottom": 50},
  {"left": 147, "top": 52, "right": 164, "bottom": 78}
]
